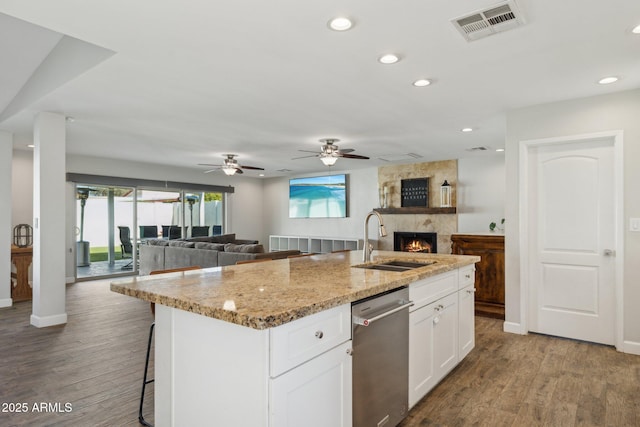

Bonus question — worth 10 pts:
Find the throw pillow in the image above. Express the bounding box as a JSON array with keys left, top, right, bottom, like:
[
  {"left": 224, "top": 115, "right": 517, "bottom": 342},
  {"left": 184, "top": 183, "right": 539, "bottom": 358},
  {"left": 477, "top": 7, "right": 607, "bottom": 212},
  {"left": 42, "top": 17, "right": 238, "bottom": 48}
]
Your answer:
[
  {"left": 224, "top": 243, "right": 265, "bottom": 253},
  {"left": 147, "top": 239, "right": 169, "bottom": 246},
  {"left": 168, "top": 241, "right": 196, "bottom": 248},
  {"left": 186, "top": 236, "right": 215, "bottom": 243},
  {"left": 210, "top": 233, "right": 237, "bottom": 244},
  {"left": 194, "top": 242, "right": 226, "bottom": 251}
]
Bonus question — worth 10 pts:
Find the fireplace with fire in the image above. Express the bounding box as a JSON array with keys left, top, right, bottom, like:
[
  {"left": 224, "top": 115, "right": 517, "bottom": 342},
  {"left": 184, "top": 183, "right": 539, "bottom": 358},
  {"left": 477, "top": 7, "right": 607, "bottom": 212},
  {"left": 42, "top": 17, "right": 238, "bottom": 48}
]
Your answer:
[{"left": 394, "top": 232, "right": 437, "bottom": 253}]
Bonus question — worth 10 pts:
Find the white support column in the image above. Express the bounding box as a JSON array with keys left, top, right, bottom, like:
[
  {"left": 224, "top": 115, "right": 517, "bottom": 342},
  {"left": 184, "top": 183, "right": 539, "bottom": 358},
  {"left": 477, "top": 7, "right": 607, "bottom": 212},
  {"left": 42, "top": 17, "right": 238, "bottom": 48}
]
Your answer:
[
  {"left": 31, "top": 112, "right": 67, "bottom": 327},
  {"left": 0, "top": 131, "right": 12, "bottom": 307}
]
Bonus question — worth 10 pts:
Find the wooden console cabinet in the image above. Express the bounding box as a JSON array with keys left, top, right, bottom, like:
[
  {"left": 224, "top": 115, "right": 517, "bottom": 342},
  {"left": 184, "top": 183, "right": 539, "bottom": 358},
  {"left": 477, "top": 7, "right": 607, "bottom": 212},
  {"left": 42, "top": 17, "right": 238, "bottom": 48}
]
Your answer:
[
  {"left": 451, "top": 234, "right": 504, "bottom": 319},
  {"left": 11, "top": 245, "right": 33, "bottom": 302}
]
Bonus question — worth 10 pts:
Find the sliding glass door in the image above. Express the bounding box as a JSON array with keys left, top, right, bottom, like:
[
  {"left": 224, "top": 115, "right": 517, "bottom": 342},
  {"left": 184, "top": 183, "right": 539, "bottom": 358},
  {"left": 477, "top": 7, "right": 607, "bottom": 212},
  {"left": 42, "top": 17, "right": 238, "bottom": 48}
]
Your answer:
[
  {"left": 75, "top": 184, "right": 135, "bottom": 280},
  {"left": 74, "top": 182, "right": 226, "bottom": 280},
  {"left": 137, "top": 189, "right": 183, "bottom": 239},
  {"left": 185, "top": 191, "right": 224, "bottom": 237}
]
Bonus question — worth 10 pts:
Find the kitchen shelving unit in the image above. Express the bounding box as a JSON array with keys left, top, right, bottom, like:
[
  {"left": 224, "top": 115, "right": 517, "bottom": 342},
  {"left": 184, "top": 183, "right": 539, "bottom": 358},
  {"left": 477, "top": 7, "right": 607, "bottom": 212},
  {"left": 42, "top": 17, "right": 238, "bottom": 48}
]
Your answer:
[{"left": 269, "top": 235, "right": 360, "bottom": 253}]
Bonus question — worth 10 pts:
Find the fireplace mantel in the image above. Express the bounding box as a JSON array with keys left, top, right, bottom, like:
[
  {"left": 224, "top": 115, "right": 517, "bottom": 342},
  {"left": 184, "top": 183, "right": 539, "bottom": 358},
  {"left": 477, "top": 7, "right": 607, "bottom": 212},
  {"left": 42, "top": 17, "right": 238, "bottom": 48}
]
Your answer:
[{"left": 373, "top": 207, "right": 456, "bottom": 215}]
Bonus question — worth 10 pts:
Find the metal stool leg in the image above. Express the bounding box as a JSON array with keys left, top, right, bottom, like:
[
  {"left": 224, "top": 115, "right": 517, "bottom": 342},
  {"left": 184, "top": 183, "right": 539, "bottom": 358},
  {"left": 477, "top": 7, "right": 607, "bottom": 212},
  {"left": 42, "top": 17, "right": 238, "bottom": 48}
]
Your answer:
[{"left": 139, "top": 322, "right": 155, "bottom": 427}]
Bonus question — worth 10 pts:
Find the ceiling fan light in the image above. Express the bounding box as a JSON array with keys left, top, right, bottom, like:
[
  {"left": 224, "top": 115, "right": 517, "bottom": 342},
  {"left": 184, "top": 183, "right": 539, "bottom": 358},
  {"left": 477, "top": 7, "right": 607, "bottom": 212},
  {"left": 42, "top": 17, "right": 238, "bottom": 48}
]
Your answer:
[
  {"left": 320, "top": 155, "right": 338, "bottom": 166},
  {"left": 222, "top": 166, "right": 237, "bottom": 175}
]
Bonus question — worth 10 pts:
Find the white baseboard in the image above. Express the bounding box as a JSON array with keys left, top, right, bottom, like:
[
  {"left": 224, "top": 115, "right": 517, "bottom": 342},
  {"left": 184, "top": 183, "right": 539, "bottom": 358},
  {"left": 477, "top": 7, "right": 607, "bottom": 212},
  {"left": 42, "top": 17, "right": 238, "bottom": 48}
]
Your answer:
[
  {"left": 30, "top": 313, "right": 68, "bottom": 327},
  {"left": 503, "top": 321, "right": 526, "bottom": 335},
  {"left": 0, "top": 298, "right": 12, "bottom": 308},
  {"left": 621, "top": 340, "right": 640, "bottom": 355}
]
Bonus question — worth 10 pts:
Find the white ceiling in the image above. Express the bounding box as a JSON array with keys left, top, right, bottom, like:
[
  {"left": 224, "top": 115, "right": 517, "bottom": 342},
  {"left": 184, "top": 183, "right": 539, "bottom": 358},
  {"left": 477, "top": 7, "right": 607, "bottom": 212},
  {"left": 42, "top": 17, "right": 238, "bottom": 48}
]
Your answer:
[{"left": 1, "top": 0, "right": 639, "bottom": 177}]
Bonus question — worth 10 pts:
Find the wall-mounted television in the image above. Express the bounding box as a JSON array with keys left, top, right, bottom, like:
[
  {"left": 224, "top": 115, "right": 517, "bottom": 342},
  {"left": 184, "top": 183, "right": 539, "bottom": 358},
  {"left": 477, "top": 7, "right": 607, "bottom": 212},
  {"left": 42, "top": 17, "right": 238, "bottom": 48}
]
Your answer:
[{"left": 289, "top": 174, "right": 347, "bottom": 218}]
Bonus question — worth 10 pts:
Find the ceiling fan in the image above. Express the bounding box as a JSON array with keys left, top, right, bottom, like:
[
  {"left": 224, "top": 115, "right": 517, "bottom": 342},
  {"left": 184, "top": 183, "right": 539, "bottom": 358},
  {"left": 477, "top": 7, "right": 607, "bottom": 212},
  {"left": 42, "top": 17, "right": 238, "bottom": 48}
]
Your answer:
[
  {"left": 198, "top": 154, "right": 264, "bottom": 176},
  {"left": 293, "top": 138, "right": 370, "bottom": 166}
]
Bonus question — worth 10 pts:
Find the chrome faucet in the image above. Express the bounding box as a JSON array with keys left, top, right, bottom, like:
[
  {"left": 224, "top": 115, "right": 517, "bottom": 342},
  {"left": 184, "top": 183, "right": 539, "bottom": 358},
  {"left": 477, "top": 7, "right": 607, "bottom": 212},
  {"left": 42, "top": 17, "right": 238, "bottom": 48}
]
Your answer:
[{"left": 363, "top": 210, "right": 387, "bottom": 262}]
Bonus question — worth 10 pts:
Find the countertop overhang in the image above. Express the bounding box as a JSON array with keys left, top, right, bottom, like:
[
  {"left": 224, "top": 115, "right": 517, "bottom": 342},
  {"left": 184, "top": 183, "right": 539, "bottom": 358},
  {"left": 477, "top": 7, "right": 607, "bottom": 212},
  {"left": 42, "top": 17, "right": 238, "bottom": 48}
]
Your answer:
[{"left": 110, "top": 250, "right": 480, "bottom": 330}]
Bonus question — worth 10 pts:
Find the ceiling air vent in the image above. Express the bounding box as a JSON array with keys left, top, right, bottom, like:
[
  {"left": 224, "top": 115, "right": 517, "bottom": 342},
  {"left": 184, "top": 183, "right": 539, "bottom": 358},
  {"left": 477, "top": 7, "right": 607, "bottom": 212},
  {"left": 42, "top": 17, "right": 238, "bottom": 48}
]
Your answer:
[
  {"left": 466, "top": 146, "right": 490, "bottom": 152},
  {"left": 378, "top": 153, "right": 423, "bottom": 162},
  {"left": 452, "top": 0, "right": 525, "bottom": 42}
]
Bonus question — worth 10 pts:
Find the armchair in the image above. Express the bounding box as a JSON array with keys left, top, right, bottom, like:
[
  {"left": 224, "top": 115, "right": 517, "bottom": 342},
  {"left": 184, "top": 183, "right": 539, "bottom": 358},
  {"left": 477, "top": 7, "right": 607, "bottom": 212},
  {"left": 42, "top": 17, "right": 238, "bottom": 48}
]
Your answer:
[
  {"left": 118, "top": 226, "right": 134, "bottom": 270},
  {"left": 191, "top": 226, "right": 210, "bottom": 237},
  {"left": 139, "top": 225, "right": 158, "bottom": 239}
]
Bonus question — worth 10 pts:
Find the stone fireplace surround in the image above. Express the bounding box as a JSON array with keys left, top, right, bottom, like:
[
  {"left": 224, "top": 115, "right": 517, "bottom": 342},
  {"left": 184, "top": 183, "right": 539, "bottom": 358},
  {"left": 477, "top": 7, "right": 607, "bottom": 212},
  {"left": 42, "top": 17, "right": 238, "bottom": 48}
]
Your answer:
[{"left": 377, "top": 160, "right": 457, "bottom": 254}]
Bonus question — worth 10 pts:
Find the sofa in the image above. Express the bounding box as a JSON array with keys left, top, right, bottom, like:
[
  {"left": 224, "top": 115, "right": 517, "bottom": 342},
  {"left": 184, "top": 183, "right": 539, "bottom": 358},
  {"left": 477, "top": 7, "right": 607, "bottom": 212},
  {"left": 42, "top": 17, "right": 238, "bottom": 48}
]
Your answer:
[{"left": 139, "top": 233, "right": 301, "bottom": 275}]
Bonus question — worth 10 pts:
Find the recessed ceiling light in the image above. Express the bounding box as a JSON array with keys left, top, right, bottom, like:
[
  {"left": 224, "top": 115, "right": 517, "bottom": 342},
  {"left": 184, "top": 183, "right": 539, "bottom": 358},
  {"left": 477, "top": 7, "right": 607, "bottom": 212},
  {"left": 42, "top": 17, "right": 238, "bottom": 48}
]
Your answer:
[
  {"left": 632, "top": 24, "right": 640, "bottom": 34},
  {"left": 496, "top": 148, "right": 505, "bottom": 152},
  {"left": 259, "top": 173, "right": 265, "bottom": 177},
  {"left": 27, "top": 144, "right": 35, "bottom": 148},
  {"left": 598, "top": 76, "right": 618, "bottom": 85},
  {"left": 413, "top": 79, "right": 431, "bottom": 87},
  {"left": 328, "top": 17, "right": 353, "bottom": 31},
  {"left": 378, "top": 54, "right": 399, "bottom": 64},
  {"left": 461, "top": 128, "right": 473, "bottom": 132}
]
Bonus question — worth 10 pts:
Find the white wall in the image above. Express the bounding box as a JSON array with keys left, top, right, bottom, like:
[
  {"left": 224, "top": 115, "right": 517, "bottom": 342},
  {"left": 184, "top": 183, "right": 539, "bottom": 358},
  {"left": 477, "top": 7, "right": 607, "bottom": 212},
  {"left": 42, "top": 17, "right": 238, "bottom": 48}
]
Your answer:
[
  {"left": 1, "top": 134, "right": 13, "bottom": 307},
  {"left": 11, "top": 149, "right": 33, "bottom": 227},
  {"left": 262, "top": 161, "right": 506, "bottom": 246},
  {"left": 13, "top": 152, "right": 506, "bottom": 280},
  {"left": 457, "top": 156, "right": 505, "bottom": 233},
  {"left": 262, "top": 167, "right": 379, "bottom": 248},
  {"left": 505, "top": 88, "right": 640, "bottom": 346}
]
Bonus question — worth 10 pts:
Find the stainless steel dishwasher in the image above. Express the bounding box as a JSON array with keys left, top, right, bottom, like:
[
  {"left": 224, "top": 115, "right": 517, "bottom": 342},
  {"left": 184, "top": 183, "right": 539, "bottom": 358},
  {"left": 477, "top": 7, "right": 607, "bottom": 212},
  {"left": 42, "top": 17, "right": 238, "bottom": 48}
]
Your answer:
[{"left": 352, "top": 287, "right": 413, "bottom": 427}]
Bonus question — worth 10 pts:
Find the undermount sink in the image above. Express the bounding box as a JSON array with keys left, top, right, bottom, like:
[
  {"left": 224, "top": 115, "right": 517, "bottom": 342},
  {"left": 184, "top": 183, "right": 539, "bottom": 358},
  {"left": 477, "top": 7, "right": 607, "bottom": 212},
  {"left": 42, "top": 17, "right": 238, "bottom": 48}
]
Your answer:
[{"left": 355, "top": 260, "right": 436, "bottom": 272}]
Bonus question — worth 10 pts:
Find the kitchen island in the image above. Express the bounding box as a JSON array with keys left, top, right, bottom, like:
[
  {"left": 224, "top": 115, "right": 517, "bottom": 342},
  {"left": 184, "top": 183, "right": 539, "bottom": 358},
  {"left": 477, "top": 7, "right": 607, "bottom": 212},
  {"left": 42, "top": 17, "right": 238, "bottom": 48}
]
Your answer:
[{"left": 111, "top": 250, "right": 479, "bottom": 427}]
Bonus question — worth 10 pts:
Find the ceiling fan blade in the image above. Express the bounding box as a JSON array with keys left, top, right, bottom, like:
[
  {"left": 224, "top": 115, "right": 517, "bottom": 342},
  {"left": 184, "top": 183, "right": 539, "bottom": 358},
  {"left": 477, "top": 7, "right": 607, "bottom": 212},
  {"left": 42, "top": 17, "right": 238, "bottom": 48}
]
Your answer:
[
  {"left": 234, "top": 168, "right": 244, "bottom": 174},
  {"left": 203, "top": 168, "right": 220, "bottom": 174},
  {"left": 336, "top": 148, "right": 355, "bottom": 154},
  {"left": 292, "top": 154, "right": 319, "bottom": 160},
  {"left": 298, "top": 149, "right": 321, "bottom": 154},
  {"left": 198, "top": 163, "right": 223, "bottom": 167},
  {"left": 240, "top": 165, "right": 264, "bottom": 170},
  {"left": 340, "top": 153, "right": 370, "bottom": 160}
]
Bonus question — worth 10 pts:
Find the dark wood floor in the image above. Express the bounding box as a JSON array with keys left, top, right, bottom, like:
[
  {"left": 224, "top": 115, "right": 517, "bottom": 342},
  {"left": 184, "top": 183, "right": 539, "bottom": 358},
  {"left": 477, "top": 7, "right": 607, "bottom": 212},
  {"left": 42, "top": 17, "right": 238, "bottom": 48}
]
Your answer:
[
  {"left": 0, "top": 279, "right": 154, "bottom": 426},
  {"left": 1, "top": 279, "right": 639, "bottom": 426},
  {"left": 400, "top": 317, "right": 640, "bottom": 427}
]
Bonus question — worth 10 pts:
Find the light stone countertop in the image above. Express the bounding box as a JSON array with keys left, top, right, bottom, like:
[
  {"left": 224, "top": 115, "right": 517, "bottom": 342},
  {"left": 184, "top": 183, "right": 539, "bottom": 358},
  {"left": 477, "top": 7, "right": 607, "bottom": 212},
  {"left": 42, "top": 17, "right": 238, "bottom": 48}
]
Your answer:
[{"left": 110, "top": 250, "right": 480, "bottom": 330}]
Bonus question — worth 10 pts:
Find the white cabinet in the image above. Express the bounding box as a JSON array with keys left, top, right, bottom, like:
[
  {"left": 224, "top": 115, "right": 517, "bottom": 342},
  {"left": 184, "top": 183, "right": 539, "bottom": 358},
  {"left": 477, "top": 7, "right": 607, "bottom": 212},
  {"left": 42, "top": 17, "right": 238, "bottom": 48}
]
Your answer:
[
  {"left": 270, "top": 341, "right": 352, "bottom": 427},
  {"left": 409, "top": 292, "right": 458, "bottom": 408},
  {"left": 269, "top": 305, "right": 352, "bottom": 427},
  {"left": 408, "top": 265, "right": 476, "bottom": 409},
  {"left": 155, "top": 303, "right": 352, "bottom": 427},
  {"left": 270, "top": 305, "right": 351, "bottom": 376},
  {"left": 458, "top": 284, "right": 476, "bottom": 360}
]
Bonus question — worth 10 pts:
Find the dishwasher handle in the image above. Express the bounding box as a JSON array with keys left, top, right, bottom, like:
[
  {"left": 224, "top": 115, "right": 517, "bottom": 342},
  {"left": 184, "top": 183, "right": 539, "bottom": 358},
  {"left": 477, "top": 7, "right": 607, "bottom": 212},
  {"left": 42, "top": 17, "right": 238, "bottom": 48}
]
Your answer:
[{"left": 353, "top": 300, "right": 414, "bottom": 326}]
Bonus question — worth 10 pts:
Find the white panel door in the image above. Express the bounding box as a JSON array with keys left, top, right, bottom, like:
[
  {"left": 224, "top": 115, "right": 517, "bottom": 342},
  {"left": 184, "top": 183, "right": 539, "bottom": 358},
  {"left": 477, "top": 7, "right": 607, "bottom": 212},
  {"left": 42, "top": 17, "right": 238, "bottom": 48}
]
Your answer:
[{"left": 528, "top": 138, "right": 616, "bottom": 345}]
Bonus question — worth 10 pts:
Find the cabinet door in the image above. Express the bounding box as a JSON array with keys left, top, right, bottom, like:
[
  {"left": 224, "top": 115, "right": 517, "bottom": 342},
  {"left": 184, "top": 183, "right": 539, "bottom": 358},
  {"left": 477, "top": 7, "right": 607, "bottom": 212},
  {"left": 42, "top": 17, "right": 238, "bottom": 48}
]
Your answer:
[
  {"left": 270, "top": 341, "right": 352, "bottom": 427},
  {"left": 409, "top": 300, "right": 436, "bottom": 408},
  {"left": 432, "top": 293, "right": 459, "bottom": 382},
  {"left": 459, "top": 285, "right": 476, "bottom": 360},
  {"left": 409, "top": 292, "right": 458, "bottom": 408}
]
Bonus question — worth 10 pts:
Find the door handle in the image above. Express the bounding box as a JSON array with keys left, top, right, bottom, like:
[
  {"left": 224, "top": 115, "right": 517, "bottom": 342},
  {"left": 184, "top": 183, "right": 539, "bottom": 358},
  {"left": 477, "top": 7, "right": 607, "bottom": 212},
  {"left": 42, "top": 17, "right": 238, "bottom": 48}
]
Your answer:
[
  {"left": 603, "top": 249, "right": 616, "bottom": 257},
  {"left": 353, "top": 301, "right": 414, "bottom": 326}
]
